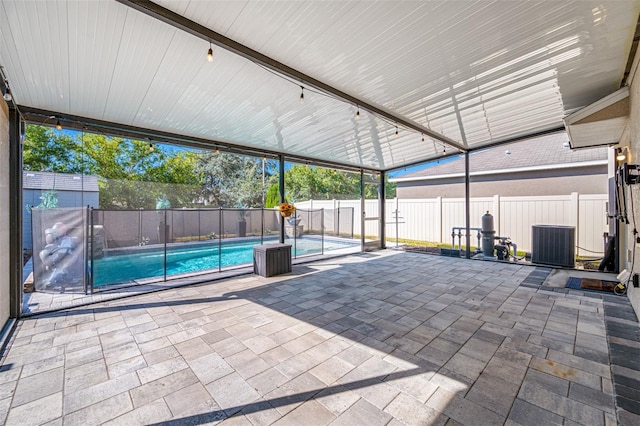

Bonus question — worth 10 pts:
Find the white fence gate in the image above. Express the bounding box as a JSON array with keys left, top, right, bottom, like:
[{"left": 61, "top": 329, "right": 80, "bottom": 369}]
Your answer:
[{"left": 295, "top": 193, "right": 608, "bottom": 256}]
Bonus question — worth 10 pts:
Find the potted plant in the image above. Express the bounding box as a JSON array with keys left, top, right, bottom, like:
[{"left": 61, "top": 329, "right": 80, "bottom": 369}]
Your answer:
[
  {"left": 278, "top": 202, "right": 295, "bottom": 217},
  {"left": 236, "top": 204, "right": 248, "bottom": 237},
  {"left": 156, "top": 195, "right": 171, "bottom": 243}
]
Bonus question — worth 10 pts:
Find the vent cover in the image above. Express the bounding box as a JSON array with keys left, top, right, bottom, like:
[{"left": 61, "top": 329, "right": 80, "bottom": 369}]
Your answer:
[{"left": 532, "top": 225, "right": 576, "bottom": 268}]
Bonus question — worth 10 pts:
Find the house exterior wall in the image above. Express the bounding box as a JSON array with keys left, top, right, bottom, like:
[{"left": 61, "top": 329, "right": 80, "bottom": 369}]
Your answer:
[
  {"left": 0, "top": 99, "right": 10, "bottom": 328},
  {"left": 396, "top": 166, "right": 607, "bottom": 198},
  {"left": 623, "top": 50, "right": 640, "bottom": 317},
  {"left": 22, "top": 190, "right": 99, "bottom": 250}
]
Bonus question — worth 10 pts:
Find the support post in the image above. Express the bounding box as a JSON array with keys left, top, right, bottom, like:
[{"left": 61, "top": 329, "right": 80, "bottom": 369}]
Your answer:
[
  {"left": 279, "top": 155, "right": 285, "bottom": 244},
  {"left": 465, "top": 152, "right": 471, "bottom": 259},
  {"left": 379, "top": 171, "right": 386, "bottom": 249},
  {"left": 89, "top": 208, "right": 94, "bottom": 294},
  {"left": 85, "top": 205, "right": 90, "bottom": 295},
  {"left": 360, "top": 170, "right": 365, "bottom": 250},
  {"left": 9, "top": 108, "right": 22, "bottom": 318}
]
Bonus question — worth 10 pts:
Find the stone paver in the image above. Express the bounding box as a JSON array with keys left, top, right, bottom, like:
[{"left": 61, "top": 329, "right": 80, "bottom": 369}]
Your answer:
[{"left": 0, "top": 251, "right": 632, "bottom": 425}]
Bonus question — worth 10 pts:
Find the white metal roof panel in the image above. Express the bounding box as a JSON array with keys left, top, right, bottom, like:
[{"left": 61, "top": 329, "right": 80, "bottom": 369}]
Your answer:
[{"left": 0, "top": 0, "right": 638, "bottom": 170}]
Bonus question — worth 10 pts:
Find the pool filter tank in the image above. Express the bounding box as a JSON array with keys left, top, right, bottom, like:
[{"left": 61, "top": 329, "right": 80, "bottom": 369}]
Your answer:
[{"left": 481, "top": 211, "right": 495, "bottom": 258}]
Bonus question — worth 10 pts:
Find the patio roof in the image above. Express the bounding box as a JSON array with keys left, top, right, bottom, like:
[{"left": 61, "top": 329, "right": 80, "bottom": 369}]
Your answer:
[{"left": 0, "top": 0, "right": 638, "bottom": 171}]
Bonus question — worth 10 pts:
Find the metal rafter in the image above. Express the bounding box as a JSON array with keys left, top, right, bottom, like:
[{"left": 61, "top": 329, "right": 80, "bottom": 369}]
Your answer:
[{"left": 115, "top": 0, "right": 467, "bottom": 153}]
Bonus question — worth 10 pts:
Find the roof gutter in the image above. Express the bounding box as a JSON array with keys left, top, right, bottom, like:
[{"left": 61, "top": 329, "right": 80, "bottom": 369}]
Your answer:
[{"left": 390, "top": 159, "right": 608, "bottom": 183}]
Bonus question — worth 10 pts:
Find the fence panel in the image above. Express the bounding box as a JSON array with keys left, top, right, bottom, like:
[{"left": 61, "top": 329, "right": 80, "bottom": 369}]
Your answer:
[
  {"left": 578, "top": 194, "right": 608, "bottom": 256},
  {"left": 391, "top": 199, "right": 439, "bottom": 242},
  {"left": 32, "top": 207, "right": 86, "bottom": 292},
  {"left": 301, "top": 193, "right": 608, "bottom": 254},
  {"left": 500, "top": 195, "right": 573, "bottom": 253},
  {"left": 336, "top": 200, "right": 362, "bottom": 235}
]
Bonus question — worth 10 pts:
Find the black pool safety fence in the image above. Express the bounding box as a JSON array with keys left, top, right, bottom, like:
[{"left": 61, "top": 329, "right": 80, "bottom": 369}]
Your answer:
[{"left": 30, "top": 206, "right": 356, "bottom": 294}]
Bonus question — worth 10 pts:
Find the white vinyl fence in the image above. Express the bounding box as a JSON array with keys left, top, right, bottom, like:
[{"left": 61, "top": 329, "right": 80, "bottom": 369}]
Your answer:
[{"left": 295, "top": 193, "right": 608, "bottom": 256}]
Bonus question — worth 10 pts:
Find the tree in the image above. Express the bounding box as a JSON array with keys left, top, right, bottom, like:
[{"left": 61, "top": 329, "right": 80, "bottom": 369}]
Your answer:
[
  {"left": 24, "top": 125, "right": 201, "bottom": 209},
  {"left": 194, "top": 152, "right": 268, "bottom": 208},
  {"left": 265, "top": 184, "right": 280, "bottom": 208},
  {"left": 26, "top": 190, "right": 58, "bottom": 212},
  {"left": 23, "top": 126, "right": 83, "bottom": 173},
  {"left": 283, "top": 165, "right": 396, "bottom": 202}
]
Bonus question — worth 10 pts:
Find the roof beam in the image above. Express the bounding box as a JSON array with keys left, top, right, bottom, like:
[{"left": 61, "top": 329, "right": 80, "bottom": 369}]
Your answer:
[{"left": 115, "top": 0, "right": 467, "bottom": 153}]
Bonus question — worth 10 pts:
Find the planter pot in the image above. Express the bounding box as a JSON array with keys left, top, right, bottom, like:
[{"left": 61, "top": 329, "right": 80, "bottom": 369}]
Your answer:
[
  {"left": 287, "top": 217, "right": 302, "bottom": 226},
  {"left": 236, "top": 221, "right": 247, "bottom": 237},
  {"left": 158, "top": 223, "right": 170, "bottom": 243}
]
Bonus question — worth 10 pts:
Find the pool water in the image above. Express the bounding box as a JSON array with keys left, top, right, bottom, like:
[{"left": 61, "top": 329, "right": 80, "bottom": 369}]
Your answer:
[{"left": 93, "top": 237, "right": 356, "bottom": 287}]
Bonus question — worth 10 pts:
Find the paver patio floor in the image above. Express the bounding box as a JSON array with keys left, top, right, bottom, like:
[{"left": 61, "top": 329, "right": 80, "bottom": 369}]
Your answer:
[{"left": 1, "top": 250, "right": 638, "bottom": 425}]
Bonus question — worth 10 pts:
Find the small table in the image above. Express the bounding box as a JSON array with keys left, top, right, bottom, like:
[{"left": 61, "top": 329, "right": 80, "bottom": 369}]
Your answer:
[{"left": 253, "top": 243, "right": 292, "bottom": 277}]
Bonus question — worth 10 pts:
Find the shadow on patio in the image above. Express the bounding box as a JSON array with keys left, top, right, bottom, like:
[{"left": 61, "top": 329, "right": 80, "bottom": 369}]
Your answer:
[{"left": 2, "top": 251, "right": 622, "bottom": 425}]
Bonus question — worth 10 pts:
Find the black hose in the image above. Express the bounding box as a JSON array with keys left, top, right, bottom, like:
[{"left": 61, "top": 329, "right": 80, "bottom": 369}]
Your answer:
[{"left": 576, "top": 246, "right": 604, "bottom": 254}]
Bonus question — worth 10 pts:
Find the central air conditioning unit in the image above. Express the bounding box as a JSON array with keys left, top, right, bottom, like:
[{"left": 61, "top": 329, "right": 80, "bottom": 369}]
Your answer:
[{"left": 531, "top": 225, "right": 576, "bottom": 268}]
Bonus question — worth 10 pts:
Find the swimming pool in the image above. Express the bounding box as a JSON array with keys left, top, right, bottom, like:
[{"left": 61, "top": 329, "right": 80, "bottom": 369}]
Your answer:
[{"left": 92, "top": 237, "right": 357, "bottom": 287}]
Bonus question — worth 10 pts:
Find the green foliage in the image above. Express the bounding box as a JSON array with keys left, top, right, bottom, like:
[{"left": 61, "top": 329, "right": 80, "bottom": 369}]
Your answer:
[
  {"left": 386, "top": 179, "right": 397, "bottom": 198},
  {"left": 194, "top": 152, "right": 268, "bottom": 208},
  {"left": 283, "top": 165, "right": 396, "bottom": 202},
  {"left": 24, "top": 125, "right": 201, "bottom": 209},
  {"left": 265, "top": 184, "right": 280, "bottom": 208},
  {"left": 23, "top": 126, "right": 83, "bottom": 173},
  {"left": 26, "top": 190, "right": 59, "bottom": 212},
  {"left": 155, "top": 194, "right": 171, "bottom": 209}
]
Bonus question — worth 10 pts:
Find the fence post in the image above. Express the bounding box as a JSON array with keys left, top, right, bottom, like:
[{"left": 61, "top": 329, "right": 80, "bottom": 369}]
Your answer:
[
  {"left": 336, "top": 200, "right": 340, "bottom": 237},
  {"left": 493, "top": 194, "right": 500, "bottom": 236},
  {"left": 163, "top": 209, "right": 167, "bottom": 282},
  {"left": 218, "top": 208, "right": 222, "bottom": 272},
  {"left": 571, "top": 192, "right": 580, "bottom": 255},
  {"left": 436, "top": 196, "right": 443, "bottom": 243},
  {"left": 394, "top": 197, "right": 399, "bottom": 241},
  {"left": 321, "top": 208, "right": 324, "bottom": 255}
]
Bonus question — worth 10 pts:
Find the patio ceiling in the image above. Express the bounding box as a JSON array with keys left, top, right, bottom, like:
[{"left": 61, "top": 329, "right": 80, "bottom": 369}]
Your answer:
[{"left": 0, "top": 1, "right": 638, "bottom": 171}]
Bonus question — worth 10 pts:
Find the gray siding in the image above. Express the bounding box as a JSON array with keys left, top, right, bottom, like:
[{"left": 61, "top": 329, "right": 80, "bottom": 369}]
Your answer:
[{"left": 396, "top": 166, "right": 607, "bottom": 199}]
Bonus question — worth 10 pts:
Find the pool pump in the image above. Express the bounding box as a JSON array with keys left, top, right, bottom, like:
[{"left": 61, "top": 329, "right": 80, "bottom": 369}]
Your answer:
[
  {"left": 480, "top": 211, "right": 518, "bottom": 261},
  {"left": 481, "top": 211, "right": 496, "bottom": 258}
]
